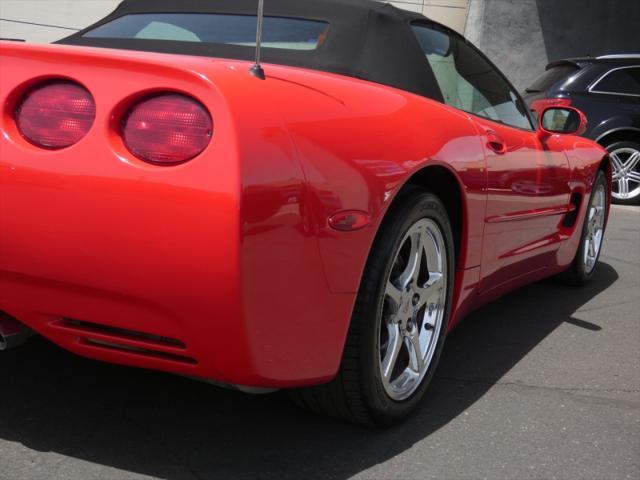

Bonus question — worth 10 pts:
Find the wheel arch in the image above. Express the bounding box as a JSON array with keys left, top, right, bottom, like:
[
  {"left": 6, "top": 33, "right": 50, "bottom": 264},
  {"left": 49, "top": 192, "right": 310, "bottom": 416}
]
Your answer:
[
  {"left": 599, "top": 154, "right": 613, "bottom": 229},
  {"left": 354, "top": 163, "right": 467, "bottom": 298},
  {"left": 599, "top": 152, "right": 613, "bottom": 212},
  {"left": 595, "top": 127, "right": 640, "bottom": 147},
  {"left": 599, "top": 153, "right": 612, "bottom": 177},
  {"left": 396, "top": 164, "right": 466, "bottom": 270}
]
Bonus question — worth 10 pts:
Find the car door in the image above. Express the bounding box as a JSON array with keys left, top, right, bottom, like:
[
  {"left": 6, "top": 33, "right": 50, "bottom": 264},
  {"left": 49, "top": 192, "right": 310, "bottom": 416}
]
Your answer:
[
  {"left": 412, "top": 23, "right": 572, "bottom": 293},
  {"left": 473, "top": 117, "right": 571, "bottom": 292}
]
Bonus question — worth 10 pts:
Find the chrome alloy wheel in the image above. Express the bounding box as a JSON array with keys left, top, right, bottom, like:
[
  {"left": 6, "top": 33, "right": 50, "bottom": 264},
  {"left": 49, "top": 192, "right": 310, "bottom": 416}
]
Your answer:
[
  {"left": 379, "top": 218, "right": 447, "bottom": 401},
  {"left": 611, "top": 147, "right": 640, "bottom": 201},
  {"left": 583, "top": 183, "right": 606, "bottom": 274}
]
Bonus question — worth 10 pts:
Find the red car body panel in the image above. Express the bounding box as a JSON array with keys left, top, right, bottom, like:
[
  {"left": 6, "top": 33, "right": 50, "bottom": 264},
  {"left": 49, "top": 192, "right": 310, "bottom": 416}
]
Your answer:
[{"left": 0, "top": 42, "right": 609, "bottom": 388}]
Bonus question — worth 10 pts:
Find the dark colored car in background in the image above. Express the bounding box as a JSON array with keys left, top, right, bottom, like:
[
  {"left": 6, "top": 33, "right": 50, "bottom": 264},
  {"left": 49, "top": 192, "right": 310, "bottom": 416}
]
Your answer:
[{"left": 523, "top": 55, "right": 640, "bottom": 205}]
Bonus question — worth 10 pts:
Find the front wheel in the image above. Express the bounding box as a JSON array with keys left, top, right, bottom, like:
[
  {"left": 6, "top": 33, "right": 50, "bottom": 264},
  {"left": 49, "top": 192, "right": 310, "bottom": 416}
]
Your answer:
[
  {"left": 290, "top": 189, "right": 455, "bottom": 426},
  {"left": 558, "top": 169, "right": 609, "bottom": 286}
]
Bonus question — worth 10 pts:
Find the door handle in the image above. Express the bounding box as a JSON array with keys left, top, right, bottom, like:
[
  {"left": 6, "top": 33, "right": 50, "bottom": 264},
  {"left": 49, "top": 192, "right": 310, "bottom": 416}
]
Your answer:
[{"left": 485, "top": 130, "right": 507, "bottom": 155}]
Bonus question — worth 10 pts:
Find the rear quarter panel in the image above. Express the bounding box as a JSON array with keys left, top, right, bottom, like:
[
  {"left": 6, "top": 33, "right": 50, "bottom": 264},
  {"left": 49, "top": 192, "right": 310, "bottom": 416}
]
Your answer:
[
  {"left": 253, "top": 66, "right": 489, "bottom": 339},
  {"left": 208, "top": 62, "right": 488, "bottom": 383}
]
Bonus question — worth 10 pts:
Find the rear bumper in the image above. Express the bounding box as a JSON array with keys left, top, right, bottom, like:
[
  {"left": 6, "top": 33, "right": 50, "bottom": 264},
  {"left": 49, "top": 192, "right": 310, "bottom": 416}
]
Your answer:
[{"left": 0, "top": 147, "right": 253, "bottom": 384}]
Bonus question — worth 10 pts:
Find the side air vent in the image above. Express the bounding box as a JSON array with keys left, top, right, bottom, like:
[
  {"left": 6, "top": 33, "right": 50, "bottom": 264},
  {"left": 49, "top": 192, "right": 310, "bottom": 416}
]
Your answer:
[
  {"left": 51, "top": 318, "right": 197, "bottom": 365},
  {"left": 563, "top": 192, "right": 583, "bottom": 228},
  {"left": 79, "top": 338, "right": 197, "bottom": 365}
]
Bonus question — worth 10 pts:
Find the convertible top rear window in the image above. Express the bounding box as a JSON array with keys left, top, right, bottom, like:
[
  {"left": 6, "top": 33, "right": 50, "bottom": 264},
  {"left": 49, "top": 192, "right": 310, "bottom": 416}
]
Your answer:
[
  {"left": 59, "top": 0, "right": 445, "bottom": 101},
  {"left": 83, "top": 13, "right": 330, "bottom": 51}
]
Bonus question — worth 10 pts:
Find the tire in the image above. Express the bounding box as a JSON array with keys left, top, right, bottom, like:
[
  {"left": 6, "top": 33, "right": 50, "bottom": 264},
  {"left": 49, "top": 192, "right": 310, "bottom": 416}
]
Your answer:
[
  {"left": 289, "top": 188, "right": 455, "bottom": 427},
  {"left": 606, "top": 140, "right": 640, "bottom": 205},
  {"left": 558, "top": 169, "right": 609, "bottom": 286}
]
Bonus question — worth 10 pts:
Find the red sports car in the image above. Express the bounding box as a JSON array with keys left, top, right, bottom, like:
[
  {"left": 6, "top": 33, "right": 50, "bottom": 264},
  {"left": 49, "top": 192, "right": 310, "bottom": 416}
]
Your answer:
[{"left": 0, "top": 0, "right": 611, "bottom": 426}]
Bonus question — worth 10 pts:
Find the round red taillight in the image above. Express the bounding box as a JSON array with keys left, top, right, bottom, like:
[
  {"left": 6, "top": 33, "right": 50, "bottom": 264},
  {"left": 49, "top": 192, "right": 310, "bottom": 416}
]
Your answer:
[
  {"left": 121, "top": 94, "right": 213, "bottom": 165},
  {"left": 15, "top": 81, "right": 96, "bottom": 149}
]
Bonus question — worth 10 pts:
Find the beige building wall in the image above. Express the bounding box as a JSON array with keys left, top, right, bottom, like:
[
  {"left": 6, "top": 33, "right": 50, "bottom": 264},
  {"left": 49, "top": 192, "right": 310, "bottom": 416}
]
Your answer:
[
  {"left": 0, "top": 0, "right": 120, "bottom": 43},
  {"left": 0, "top": 0, "right": 468, "bottom": 44},
  {"left": 390, "top": 0, "right": 468, "bottom": 33}
]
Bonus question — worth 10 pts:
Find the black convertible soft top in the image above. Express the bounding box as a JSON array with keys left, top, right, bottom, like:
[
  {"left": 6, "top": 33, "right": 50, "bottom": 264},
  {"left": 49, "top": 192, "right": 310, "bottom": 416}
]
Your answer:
[{"left": 59, "top": 0, "right": 443, "bottom": 100}]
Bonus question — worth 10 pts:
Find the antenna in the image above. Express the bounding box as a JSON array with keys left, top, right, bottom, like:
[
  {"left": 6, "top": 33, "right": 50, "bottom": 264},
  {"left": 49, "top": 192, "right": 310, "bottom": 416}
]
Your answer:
[{"left": 249, "top": 0, "right": 266, "bottom": 80}]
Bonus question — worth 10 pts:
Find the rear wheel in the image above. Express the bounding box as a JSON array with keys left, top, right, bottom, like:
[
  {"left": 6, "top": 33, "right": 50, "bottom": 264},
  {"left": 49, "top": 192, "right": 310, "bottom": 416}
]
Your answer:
[
  {"left": 290, "top": 189, "right": 454, "bottom": 426},
  {"left": 607, "top": 140, "right": 640, "bottom": 205},
  {"left": 558, "top": 170, "right": 608, "bottom": 286}
]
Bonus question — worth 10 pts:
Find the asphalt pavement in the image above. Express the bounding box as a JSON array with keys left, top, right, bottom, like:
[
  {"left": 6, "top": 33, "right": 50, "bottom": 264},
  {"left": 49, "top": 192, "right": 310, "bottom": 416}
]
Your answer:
[{"left": 0, "top": 205, "right": 638, "bottom": 480}]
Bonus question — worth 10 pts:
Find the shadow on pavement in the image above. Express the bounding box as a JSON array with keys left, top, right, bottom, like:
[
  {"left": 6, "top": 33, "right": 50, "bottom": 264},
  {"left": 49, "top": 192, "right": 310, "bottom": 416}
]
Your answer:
[{"left": 0, "top": 263, "right": 618, "bottom": 480}]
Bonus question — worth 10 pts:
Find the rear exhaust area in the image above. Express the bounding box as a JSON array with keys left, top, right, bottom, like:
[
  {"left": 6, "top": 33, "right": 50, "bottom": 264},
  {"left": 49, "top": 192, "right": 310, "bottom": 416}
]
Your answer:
[{"left": 0, "top": 312, "right": 30, "bottom": 351}]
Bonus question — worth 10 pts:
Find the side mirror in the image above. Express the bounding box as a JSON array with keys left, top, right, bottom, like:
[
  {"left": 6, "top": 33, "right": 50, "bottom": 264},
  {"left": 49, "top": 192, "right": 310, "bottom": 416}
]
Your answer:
[{"left": 539, "top": 107, "right": 587, "bottom": 137}]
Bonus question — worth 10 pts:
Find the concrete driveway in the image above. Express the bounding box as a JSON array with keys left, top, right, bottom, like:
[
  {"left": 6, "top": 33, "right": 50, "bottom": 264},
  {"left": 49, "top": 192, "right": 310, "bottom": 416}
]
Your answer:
[{"left": 0, "top": 206, "right": 638, "bottom": 480}]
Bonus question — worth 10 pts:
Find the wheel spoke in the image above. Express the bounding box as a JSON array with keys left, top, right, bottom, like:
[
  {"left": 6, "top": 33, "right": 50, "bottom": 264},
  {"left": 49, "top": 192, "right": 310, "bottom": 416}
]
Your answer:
[
  {"left": 421, "top": 291, "right": 441, "bottom": 329},
  {"left": 397, "top": 232, "right": 423, "bottom": 289},
  {"left": 594, "top": 231, "right": 603, "bottom": 257},
  {"left": 627, "top": 171, "right": 640, "bottom": 184},
  {"left": 427, "top": 271, "right": 444, "bottom": 288},
  {"left": 619, "top": 178, "right": 629, "bottom": 197},
  {"left": 583, "top": 238, "right": 591, "bottom": 265},
  {"left": 381, "top": 323, "right": 402, "bottom": 381},
  {"left": 624, "top": 151, "right": 640, "bottom": 171},
  {"left": 385, "top": 280, "right": 403, "bottom": 309},
  {"left": 415, "top": 271, "right": 444, "bottom": 301},
  {"left": 408, "top": 332, "right": 424, "bottom": 373},
  {"left": 422, "top": 230, "right": 442, "bottom": 275},
  {"left": 595, "top": 205, "right": 605, "bottom": 226},
  {"left": 416, "top": 229, "right": 444, "bottom": 298},
  {"left": 611, "top": 153, "right": 625, "bottom": 173}
]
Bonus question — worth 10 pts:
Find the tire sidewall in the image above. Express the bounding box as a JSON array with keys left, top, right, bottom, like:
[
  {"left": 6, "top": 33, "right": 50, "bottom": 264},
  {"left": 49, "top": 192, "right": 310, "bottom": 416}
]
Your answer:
[{"left": 359, "top": 190, "right": 455, "bottom": 425}]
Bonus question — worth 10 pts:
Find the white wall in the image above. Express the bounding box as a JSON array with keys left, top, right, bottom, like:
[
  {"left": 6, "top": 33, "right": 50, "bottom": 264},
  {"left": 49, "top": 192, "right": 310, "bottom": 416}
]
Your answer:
[
  {"left": 0, "top": 0, "right": 120, "bottom": 42},
  {"left": 0, "top": 0, "right": 468, "bottom": 44}
]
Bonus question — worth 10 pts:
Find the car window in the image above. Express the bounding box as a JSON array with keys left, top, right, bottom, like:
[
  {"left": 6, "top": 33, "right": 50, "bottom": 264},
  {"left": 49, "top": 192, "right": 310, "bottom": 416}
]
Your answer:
[
  {"left": 83, "top": 13, "right": 330, "bottom": 51},
  {"left": 412, "top": 24, "right": 533, "bottom": 130},
  {"left": 526, "top": 64, "right": 580, "bottom": 93},
  {"left": 592, "top": 67, "right": 640, "bottom": 96}
]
